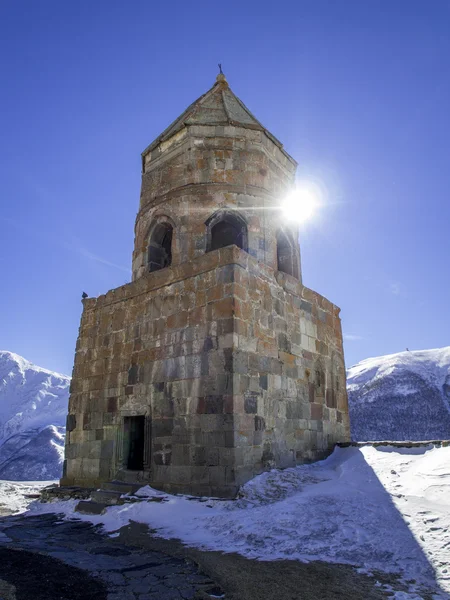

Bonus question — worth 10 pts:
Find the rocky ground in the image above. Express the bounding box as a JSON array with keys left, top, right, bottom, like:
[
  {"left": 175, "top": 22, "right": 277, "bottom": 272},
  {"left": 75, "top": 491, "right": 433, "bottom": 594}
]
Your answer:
[
  {"left": 0, "top": 510, "right": 414, "bottom": 600},
  {"left": 0, "top": 512, "right": 222, "bottom": 600}
]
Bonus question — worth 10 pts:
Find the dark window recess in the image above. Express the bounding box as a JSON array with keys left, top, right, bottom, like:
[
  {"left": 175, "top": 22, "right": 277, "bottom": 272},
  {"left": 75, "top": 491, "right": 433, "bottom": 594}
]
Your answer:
[
  {"left": 277, "top": 231, "right": 295, "bottom": 277},
  {"left": 127, "top": 364, "right": 139, "bottom": 385},
  {"left": 210, "top": 219, "right": 244, "bottom": 251},
  {"left": 66, "top": 414, "right": 76, "bottom": 432},
  {"left": 315, "top": 370, "right": 322, "bottom": 388},
  {"left": 206, "top": 212, "right": 248, "bottom": 253},
  {"left": 124, "top": 416, "right": 145, "bottom": 470},
  {"left": 148, "top": 223, "right": 173, "bottom": 272}
]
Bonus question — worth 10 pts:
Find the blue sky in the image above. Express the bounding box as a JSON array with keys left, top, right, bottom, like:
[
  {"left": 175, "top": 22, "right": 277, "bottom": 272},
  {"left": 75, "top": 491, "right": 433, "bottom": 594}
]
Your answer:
[{"left": 1, "top": 1, "right": 449, "bottom": 376}]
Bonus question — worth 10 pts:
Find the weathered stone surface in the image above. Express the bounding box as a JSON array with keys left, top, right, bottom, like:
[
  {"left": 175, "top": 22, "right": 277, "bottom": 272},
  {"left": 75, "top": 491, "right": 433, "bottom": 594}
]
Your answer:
[
  {"left": 61, "top": 74, "right": 349, "bottom": 497},
  {"left": 0, "top": 513, "right": 221, "bottom": 600}
]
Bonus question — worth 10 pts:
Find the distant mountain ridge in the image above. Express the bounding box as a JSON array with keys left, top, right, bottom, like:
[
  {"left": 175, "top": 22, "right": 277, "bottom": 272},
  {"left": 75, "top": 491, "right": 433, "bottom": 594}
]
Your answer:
[
  {"left": 0, "top": 351, "right": 70, "bottom": 480},
  {"left": 347, "top": 346, "right": 450, "bottom": 441}
]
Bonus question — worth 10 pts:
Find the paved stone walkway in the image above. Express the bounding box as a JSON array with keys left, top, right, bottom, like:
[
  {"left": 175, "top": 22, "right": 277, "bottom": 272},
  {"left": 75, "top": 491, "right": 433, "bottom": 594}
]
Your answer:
[{"left": 0, "top": 513, "right": 224, "bottom": 600}]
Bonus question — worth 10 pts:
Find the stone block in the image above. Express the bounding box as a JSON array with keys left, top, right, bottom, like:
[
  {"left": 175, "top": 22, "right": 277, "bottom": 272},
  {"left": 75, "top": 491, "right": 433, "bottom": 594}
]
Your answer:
[
  {"left": 185, "top": 354, "right": 209, "bottom": 378},
  {"left": 107, "top": 397, "right": 118, "bottom": 413},
  {"left": 326, "top": 388, "right": 337, "bottom": 408},
  {"left": 212, "top": 297, "right": 235, "bottom": 319},
  {"left": 244, "top": 393, "right": 258, "bottom": 414},
  {"left": 171, "top": 444, "right": 190, "bottom": 466},
  {"left": 65, "top": 443, "right": 79, "bottom": 459},
  {"left": 190, "top": 467, "right": 210, "bottom": 485},
  {"left": 197, "top": 395, "right": 224, "bottom": 414},
  {"left": 259, "top": 374, "right": 268, "bottom": 390},
  {"left": 217, "top": 318, "right": 234, "bottom": 335},
  {"left": 311, "top": 403, "right": 323, "bottom": 420},
  {"left": 208, "top": 466, "right": 226, "bottom": 486},
  {"left": 152, "top": 418, "right": 174, "bottom": 438}
]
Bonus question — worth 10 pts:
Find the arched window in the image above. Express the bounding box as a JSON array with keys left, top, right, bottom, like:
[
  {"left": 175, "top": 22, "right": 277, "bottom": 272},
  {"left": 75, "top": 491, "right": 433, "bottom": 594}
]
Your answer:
[
  {"left": 277, "top": 230, "right": 296, "bottom": 277},
  {"left": 148, "top": 222, "right": 173, "bottom": 272},
  {"left": 206, "top": 211, "right": 248, "bottom": 253}
]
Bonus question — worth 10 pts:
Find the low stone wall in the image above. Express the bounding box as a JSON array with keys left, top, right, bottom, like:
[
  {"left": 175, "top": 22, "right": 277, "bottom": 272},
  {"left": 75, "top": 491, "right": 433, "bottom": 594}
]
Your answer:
[
  {"left": 40, "top": 486, "right": 93, "bottom": 503},
  {"left": 338, "top": 440, "right": 450, "bottom": 448}
]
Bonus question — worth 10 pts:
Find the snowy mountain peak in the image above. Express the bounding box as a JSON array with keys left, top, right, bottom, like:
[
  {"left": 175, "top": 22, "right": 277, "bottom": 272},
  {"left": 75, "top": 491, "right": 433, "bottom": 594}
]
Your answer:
[
  {"left": 348, "top": 346, "right": 450, "bottom": 390},
  {"left": 0, "top": 350, "right": 70, "bottom": 383},
  {"left": 0, "top": 351, "right": 70, "bottom": 480},
  {"left": 348, "top": 346, "right": 450, "bottom": 441},
  {"left": 0, "top": 351, "right": 70, "bottom": 439}
]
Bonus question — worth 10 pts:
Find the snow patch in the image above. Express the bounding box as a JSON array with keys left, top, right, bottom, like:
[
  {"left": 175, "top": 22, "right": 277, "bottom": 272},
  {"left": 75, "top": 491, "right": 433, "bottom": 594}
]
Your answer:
[
  {"left": 31, "top": 446, "right": 450, "bottom": 598},
  {"left": 0, "top": 479, "right": 56, "bottom": 515}
]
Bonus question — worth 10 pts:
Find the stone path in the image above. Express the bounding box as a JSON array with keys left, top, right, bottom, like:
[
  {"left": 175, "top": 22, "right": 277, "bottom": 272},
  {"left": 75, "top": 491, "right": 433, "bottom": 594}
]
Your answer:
[
  {"left": 0, "top": 510, "right": 421, "bottom": 600},
  {"left": 0, "top": 513, "right": 224, "bottom": 600}
]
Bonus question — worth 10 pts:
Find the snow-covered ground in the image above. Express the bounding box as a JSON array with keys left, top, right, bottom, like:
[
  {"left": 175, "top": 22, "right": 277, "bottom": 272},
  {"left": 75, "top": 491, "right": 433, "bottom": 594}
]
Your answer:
[
  {"left": 0, "top": 479, "right": 55, "bottom": 515},
  {"left": 348, "top": 347, "right": 450, "bottom": 440},
  {"left": 32, "top": 445, "right": 450, "bottom": 599}
]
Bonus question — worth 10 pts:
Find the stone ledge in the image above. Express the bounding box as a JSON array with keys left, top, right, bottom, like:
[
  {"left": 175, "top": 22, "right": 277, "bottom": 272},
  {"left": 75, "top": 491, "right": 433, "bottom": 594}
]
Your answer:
[
  {"left": 83, "top": 245, "right": 247, "bottom": 311},
  {"left": 82, "top": 246, "right": 341, "bottom": 320},
  {"left": 39, "top": 485, "right": 94, "bottom": 502},
  {"left": 338, "top": 440, "right": 450, "bottom": 448}
]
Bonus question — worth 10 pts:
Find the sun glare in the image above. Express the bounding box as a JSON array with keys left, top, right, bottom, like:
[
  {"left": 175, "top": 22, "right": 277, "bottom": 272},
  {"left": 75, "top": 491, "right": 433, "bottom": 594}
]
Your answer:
[{"left": 281, "top": 184, "right": 320, "bottom": 224}]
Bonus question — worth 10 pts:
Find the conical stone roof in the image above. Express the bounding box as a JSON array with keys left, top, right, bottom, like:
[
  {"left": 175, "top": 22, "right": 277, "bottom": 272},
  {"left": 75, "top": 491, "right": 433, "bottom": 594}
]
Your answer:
[{"left": 142, "top": 74, "right": 284, "bottom": 155}]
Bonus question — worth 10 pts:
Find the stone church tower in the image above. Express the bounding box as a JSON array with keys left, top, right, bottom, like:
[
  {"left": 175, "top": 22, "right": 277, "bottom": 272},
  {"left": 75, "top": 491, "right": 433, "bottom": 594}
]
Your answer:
[{"left": 61, "top": 73, "right": 350, "bottom": 497}]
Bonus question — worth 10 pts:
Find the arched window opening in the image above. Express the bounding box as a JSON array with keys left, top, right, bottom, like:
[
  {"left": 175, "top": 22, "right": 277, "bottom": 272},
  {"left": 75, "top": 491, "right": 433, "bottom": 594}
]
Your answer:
[
  {"left": 277, "top": 230, "right": 295, "bottom": 277},
  {"left": 148, "top": 222, "right": 173, "bottom": 273},
  {"left": 206, "top": 211, "right": 247, "bottom": 253},
  {"left": 210, "top": 219, "right": 243, "bottom": 252}
]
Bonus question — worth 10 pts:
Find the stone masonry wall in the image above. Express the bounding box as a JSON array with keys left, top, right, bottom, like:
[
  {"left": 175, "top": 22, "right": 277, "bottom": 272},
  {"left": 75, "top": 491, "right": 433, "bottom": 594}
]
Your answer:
[
  {"left": 221, "top": 252, "right": 349, "bottom": 488},
  {"left": 132, "top": 124, "right": 300, "bottom": 281},
  {"left": 63, "top": 246, "right": 243, "bottom": 497},
  {"left": 62, "top": 246, "right": 349, "bottom": 497}
]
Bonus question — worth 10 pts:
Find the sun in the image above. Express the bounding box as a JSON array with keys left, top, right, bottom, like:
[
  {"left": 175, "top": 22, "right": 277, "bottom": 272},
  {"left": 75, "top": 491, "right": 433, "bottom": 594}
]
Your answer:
[{"left": 281, "top": 184, "right": 320, "bottom": 224}]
